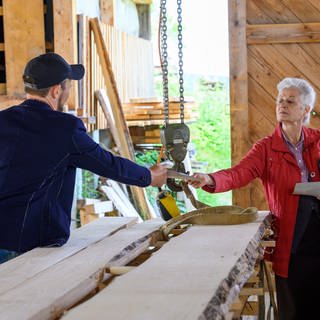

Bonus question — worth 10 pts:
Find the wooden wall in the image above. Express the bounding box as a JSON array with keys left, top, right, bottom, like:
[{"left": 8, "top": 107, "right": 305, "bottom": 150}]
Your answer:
[
  {"left": 80, "top": 17, "right": 154, "bottom": 131},
  {"left": 229, "top": 0, "right": 320, "bottom": 209}
]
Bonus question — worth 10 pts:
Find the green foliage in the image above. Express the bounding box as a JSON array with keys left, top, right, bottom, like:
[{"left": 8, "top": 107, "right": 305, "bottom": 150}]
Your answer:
[
  {"left": 135, "top": 150, "right": 159, "bottom": 167},
  {"left": 81, "top": 170, "right": 100, "bottom": 199},
  {"left": 189, "top": 80, "right": 232, "bottom": 206}
]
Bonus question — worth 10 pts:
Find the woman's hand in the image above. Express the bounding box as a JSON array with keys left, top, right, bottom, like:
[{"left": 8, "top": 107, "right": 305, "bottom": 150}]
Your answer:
[{"left": 189, "top": 173, "right": 215, "bottom": 189}]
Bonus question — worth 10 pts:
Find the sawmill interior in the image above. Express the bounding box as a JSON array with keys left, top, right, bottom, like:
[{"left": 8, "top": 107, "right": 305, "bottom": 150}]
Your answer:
[{"left": 1, "top": 0, "right": 320, "bottom": 319}]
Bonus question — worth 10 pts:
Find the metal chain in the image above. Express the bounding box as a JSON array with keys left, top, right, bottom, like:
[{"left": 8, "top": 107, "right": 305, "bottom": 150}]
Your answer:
[
  {"left": 159, "top": 0, "right": 185, "bottom": 125},
  {"left": 160, "top": 0, "right": 169, "bottom": 126},
  {"left": 177, "top": 0, "right": 184, "bottom": 123}
]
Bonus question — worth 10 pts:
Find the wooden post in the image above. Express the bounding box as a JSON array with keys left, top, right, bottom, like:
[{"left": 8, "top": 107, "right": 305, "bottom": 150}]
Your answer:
[
  {"left": 53, "top": 0, "right": 78, "bottom": 110},
  {"left": 3, "top": 0, "right": 45, "bottom": 97},
  {"left": 228, "top": 0, "right": 251, "bottom": 207},
  {"left": 136, "top": 4, "right": 151, "bottom": 40},
  {"left": 90, "top": 18, "right": 151, "bottom": 220},
  {"left": 100, "top": 0, "right": 116, "bottom": 26}
]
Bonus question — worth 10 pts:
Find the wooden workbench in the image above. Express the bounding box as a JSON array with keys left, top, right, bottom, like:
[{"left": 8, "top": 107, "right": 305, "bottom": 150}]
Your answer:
[{"left": 0, "top": 212, "right": 270, "bottom": 320}]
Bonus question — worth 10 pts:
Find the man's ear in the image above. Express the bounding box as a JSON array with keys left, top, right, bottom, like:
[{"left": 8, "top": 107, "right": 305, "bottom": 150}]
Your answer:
[{"left": 49, "top": 84, "right": 60, "bottom": 99}]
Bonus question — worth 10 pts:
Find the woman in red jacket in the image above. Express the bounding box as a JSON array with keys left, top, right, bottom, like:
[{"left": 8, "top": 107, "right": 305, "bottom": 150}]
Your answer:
[{"left": 190, "top": 77, "right": 320, "bottom": 320}]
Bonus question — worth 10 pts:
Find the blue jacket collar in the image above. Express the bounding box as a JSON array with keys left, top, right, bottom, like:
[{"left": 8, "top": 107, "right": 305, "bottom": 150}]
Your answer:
[{"left": 21, "top": 99, "right": 53, "bottom": 111}]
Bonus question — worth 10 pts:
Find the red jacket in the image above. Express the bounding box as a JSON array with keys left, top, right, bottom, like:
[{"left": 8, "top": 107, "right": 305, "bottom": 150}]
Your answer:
[{"left": 203, "top": 124, "right": 320, "bottom": 277}]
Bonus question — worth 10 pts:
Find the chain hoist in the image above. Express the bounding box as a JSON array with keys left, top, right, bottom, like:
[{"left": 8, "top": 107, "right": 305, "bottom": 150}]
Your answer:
[{"left": 159, "top": 0, "right": 190, "bottom": 192}]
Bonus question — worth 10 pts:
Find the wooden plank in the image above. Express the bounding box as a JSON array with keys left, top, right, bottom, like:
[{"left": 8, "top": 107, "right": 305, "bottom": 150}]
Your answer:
[
  {"left": 90, "top": 18, "right": 151, "bottom": 220},
  {"left": 105, "top": 180, "right": 157, "bottom": 219},
  {"left": 0, "top": 217, "right": 137, "bottom": 296},
  {"left": 132, "top": 0, "right": 153, "bottom": 4},
  {"left": 247, "top": 44, "right": 320, "bottom": 128},
  {"left": 0, "top": 83, "right": 6, "bottom": 95},
  {"left": 3, "top": 0, "right": 45, "bottom": 96},
  {"left": 272, "top": 43, "right": 320, "bottom": 111},
  {"left": 53, "top": 0, "right": 78, "bottom": 110},
  {"left": 99, "top": 0, "right": 115, "bottom": 26},
  {"left": 78, "top": 14, "right": 86, "bottom": 115},
  {"left": 0, "top": 219, "right": 164, "bottom": 320},
  {"left": 281, "top": 0, "right": 320, "bottom": 23},
  {"left": 247, "top": 22, "right": 320, "bottom": 44},
  {"left": 246, "top": 0, "right": 274, "bottom": 24},
  {"left": 228, "top": 0, "right": 251, "bottom": 207},
  {"left": 249, "top": 0, "right": 300, "bottom": 24},
  {"left": 100, "top": 185, "right": 143, "bottom": 222},
  {"left": 83, "top": 200, "right": 114, "bottom": 214},
  {"left": 62, "top": 214, "right": 269, "bottom": 320}
]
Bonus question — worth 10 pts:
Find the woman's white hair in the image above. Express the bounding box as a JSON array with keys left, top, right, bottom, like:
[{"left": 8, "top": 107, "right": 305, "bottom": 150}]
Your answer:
[{"left": 277, "top": 77, "right": 316, "bottom": 125}]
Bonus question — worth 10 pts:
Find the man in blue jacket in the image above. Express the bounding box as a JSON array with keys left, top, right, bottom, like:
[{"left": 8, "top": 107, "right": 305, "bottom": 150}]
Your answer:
[{"left": 0, "top": 53, "right": 167, "bottom": 263}]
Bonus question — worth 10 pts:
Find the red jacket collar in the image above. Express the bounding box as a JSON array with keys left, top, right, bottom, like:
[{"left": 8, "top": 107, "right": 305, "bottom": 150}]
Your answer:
[{"left": 271, "top": 123, "right": 320, "bottom": 152}]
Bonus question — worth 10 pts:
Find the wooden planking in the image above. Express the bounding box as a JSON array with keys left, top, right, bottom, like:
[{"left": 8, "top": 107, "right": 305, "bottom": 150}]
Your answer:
[
  {"left": 249, "top": 102, "right": 275, "bottom": 144},
  {"left": 0, "top": 217, "right": 137, "bottom": 296},
  {"left": 281, "top": 0, "right": 320, "bottom": 23},
  {"left": 247, "top": 22, "right": 320, "bottom": 45},
  {"left": 246, "top": 0, "right": 274, "bottom": 24},
  {"left": 100, "top": 184, "right": 143, "bottom": 222},
  {"left": 53, "top": 0, "right": 78, "bottom": 110},
  {"left": 0, "top": 219, "right": 164, "bottom": 320},
  {"left": 90, "top": 18, "right": 151, "bottom": 219},
  {"left": 250, "top": 179, "right": 268, "bottom": 210},
  {"left": 248, "top": 76, "right": 276, "bottom": 127},
  {"left": 248, "top": 44, "right": 320, "bottom": 128},
  {"left": 248, "top": 0, "right": 300, "bottom": 24},
  {"left": 100, "top": 0, "right": 115, "bottom": 25},
  {"left": 247, "top": 0, "right": 320, "bottom": 24},
  {"left": 228, "top": 0, "right": 251, "bottom": 207},
  {"left": 132, "top": 0, "right": 153, "bottom": 4},
  {"left": 3, "top": 0, "right": 45, "bottom": 96},
  {"left": 62, "top": 214, "right": 269, "bottom": 320},
  {"left": 86, "top": 20, "right": 154, "bottom": 130}
]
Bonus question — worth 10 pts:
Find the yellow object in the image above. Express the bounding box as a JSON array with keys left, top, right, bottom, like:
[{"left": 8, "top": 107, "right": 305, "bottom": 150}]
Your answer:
[{"left": 157, "top": 190, "right": 181, "bottom": 221}]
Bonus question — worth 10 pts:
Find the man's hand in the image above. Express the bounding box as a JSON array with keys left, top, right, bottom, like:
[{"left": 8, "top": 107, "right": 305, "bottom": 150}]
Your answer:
[
  {"left": 149, "top": 164, "right": 168, "bottom": 187},
  {"left": 189, "top": 173, "right": 215, "bottom": 189}
]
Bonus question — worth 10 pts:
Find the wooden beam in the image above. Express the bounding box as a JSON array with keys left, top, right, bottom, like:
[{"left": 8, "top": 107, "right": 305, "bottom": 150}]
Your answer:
[
  {"left": 228, "top": 0, "right": 251, "bottom": 207},
  {"left": 247, "top": 22, "right": 320, "bottom": 44},
  {"left": 53, "top": 0, "right": 78, "bottom": 110},
  {"left": 132, "top": 0, "right": 153, "bottom": 4},
  {"left": 90, "top": 18, "right": 151, "bottom": 220},
  {"left": 100, "top": 0, "right": 115, "bottom": 26},
  {"left": 136, "top": 4, "right": 151, "bottom": 40},
  {"left": 3, "top": 0, "right": 45, "bottom": 96}
]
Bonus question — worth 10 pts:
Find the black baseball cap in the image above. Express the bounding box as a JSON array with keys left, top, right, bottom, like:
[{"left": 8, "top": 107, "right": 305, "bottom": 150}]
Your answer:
[{"left": 23, "top": 52, "right": 85, "bottom": 89}]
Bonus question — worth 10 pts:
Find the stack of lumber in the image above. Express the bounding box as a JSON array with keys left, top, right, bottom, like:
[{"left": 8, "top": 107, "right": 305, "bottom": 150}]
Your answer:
[
  {"left": 129, "top": 126, "right": 162, "bottom": 144},
  {"left": 0, "top": 212, "right": 271, "bottom": 320},
  {"left": 78, "top": 198, "right": 117, "bottom": 226},
  {"left": 123, "top": 97, "right": 199, "bottom": 127}
]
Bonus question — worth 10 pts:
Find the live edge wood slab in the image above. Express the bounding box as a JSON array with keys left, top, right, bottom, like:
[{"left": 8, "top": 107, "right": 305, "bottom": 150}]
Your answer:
[{"left": 63, "top": 212, "right": 270, "bottom": 320}]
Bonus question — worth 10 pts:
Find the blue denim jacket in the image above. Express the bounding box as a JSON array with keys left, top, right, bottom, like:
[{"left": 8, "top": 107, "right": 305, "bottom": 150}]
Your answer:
[{"left": 0, "top": 100, "right": 151, "bottom": 252}]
